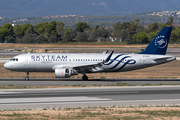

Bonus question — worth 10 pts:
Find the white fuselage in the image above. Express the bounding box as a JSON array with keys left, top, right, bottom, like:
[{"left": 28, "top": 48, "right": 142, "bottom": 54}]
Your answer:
[{"left": 4, "top": 53, "right": 176, "bottom": 74}]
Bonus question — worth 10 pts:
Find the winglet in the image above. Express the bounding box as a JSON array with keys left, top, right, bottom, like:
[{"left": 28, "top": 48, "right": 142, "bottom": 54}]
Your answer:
[
  {"left": 103, "top": 51, "right": 114, "bottom": 63},
  {"left": 103, "top": 50, "right": 108, "bottom": 54}
]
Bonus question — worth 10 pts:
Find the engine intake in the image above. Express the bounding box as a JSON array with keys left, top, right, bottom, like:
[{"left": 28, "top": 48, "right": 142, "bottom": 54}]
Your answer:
[{"left": 55, "top": 68, "right": 78, "bottom": 78}]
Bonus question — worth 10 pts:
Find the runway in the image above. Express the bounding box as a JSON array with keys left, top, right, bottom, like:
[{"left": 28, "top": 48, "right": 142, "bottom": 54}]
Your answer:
[
  {"left": 1, "top": 86, "right": 180, "bottom": 110},
  {"left": 1, "top": 78, "right": 180, "bottom": 86}
]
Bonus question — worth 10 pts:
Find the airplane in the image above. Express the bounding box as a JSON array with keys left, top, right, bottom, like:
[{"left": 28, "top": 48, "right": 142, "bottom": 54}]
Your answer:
[{"left": 4, "top": 27, "right": 176, "bottom": 80}]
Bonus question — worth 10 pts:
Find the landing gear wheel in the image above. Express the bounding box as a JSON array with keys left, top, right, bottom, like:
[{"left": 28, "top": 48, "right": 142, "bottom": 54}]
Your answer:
[
  {"left": 82, "top": 75, "right": 88, "bottom": 80},
  {"left": 25, "top": 77, "right": 29, "bottom": 80}
]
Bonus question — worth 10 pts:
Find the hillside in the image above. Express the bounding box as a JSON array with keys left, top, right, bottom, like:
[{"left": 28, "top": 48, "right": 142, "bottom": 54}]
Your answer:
[{"left": 0, "top": 0, "right": 180, "bottom": 18}]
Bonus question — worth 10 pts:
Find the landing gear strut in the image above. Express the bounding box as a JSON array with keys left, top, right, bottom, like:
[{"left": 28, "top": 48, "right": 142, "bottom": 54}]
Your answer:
[{"left": 25, "top": 72, "right": 29, "bottom": 80}]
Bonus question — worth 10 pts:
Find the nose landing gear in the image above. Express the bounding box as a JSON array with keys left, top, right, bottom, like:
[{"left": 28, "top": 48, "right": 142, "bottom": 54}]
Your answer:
[{"left": 25, "top": 72, "right": 29, "bottom": 80}]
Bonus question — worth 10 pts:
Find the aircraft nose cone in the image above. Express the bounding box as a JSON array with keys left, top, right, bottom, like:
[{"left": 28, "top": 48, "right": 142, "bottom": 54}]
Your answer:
[{"left": 4, "top": 62, "right": 10, "bottom": 70}]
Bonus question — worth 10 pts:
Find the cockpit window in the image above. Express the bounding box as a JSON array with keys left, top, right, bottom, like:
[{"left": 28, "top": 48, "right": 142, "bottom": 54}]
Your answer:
[
  {"left": 10, "top": 58, "right": 18, "bottom": 61},
  {"left": 10, "top": 58, "right": 15, "bottom": 61}
]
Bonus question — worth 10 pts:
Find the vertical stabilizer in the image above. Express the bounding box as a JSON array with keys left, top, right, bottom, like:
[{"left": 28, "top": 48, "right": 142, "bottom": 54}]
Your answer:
[{"left": 139, "top": 27, "right": 172, "bottom": 55}]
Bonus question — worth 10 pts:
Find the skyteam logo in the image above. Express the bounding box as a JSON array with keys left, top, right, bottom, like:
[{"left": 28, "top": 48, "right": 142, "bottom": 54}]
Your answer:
[
  {"left": 103, "top": 54, "right": 136, "bottom": 72},
  {"left": 155, "top": 35, "right": 167, "bottom": 48}
]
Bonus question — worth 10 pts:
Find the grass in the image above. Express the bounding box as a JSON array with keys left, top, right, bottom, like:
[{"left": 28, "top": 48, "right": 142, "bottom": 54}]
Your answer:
[
  {"left": 0, "top": 82, "right": 180, "bottom": 89},
  {"left": 1, "top": 106, "right": 180, "bottom": 120}
]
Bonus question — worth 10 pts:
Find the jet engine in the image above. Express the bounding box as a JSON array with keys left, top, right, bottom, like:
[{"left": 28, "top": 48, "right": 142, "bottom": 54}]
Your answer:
[{"left": 55, "top": 68, "right": 78, "bottom": 78}]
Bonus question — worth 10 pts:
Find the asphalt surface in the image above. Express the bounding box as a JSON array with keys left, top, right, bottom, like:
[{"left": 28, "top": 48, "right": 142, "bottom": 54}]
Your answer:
[
  {"left": 1, "top": 78, "right": 180, "bottom": 86},
  {"left": 0, "top": 51, "right": 24, "bottom": 56},
  {"left": 1, "top": 86, "right": 180, "bottom": 110}
]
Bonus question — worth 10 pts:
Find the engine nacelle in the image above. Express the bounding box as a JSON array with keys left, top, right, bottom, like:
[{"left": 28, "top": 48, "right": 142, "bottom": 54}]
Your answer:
[{"left": 55, "top": 68, "right": 78, "bottom": 78}]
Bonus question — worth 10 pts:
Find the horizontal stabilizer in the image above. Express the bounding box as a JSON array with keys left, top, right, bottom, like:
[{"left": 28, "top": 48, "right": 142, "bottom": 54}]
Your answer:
[{"left": 153, "top": 56, "right": 176, "bottom": 61}]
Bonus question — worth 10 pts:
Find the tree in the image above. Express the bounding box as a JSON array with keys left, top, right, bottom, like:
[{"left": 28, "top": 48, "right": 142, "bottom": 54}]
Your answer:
[
  {"left": 25, "top": 23, "right": 34, "bottom": 34},
  {"left": 158, "top": 23, "right": 169, "bottom": 31},
  {"left": 35, "top": 34, "right": 48, "bottom": 43},
  {"left": 96, "top": 27, "right": 109, "bottom": 38},
  {"left": 48, "top": 35, "right": 58, "bottom": 43},
  {"left": 4, "top": 23, "right": 13, "bottom": 35},
  {"left": 166, "top": 16, "right": 173, "bottom": 26},
  {"left": 132, "top": 32, "right": 148, "bottom": 44},
  {"left": 62, "top": 29, "right": 77, "bottom": 42},
  {"left": 170, "top": 31, "right": 178, "bottom": 42},
  {"left": 21, "top": 33, "right": 38, "bottom": 43},
  {"left": 75, "top": 32, "right": 87, "bottom": 42},
  {"left": 56, "top": 22, "right": 65, "bottom": 39},
  {"left": 127, "top": 19, "right": 140, "bottom": 41},
  {"left": 75, "top": 22, "right": 90, "bottom": 32},
  {"left": 148, "top": 22, "right": 158, "bottom": 33},
  {"left": 13, "top": 24, "right": 28, "bottom": 38},
  {"left": 92, "top": 26, "right": 99, "bottom": 31},
  {"left": 44, "top": 23, "right": 56, "bottom": 35},
  {"left": 88, "top": 31, "right": 98, "bottom": 42},
  {"left": 5, "top": 35, "right": 15, "bottom": 43},
  {"left": 34, "top": 22, "right": 48, "bottom": 34},
  {"left": 0, "top": 27, "right": 9, "bottom": 42},
  {"left": 113, "top": 21, "right": 132, "bottom": 41},
  {"left": 148, "top": 31, "right": 159, "bottom": 42},
  {"left": 42, "top": 21, "right": 57, "bottom": 39},
  {"left": 175, "top": 27, "right": 180, "bottom": 40}
]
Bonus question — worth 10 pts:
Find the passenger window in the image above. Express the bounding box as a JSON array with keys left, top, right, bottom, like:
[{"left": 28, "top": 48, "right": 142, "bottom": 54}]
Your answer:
[{"left": 16, "top": 58, "right": 18, "bottom": 61}]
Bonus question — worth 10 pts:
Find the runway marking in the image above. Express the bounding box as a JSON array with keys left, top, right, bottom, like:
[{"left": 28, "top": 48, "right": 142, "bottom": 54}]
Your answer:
[
  {"left": 0, "top": 97, "right": 112, "bottom": 104},
  {"left": 0, "top": 92, "right": 23, "bottom": 94},
  {"left": 1, "top": 99, "right": 180, "bottom": 107}
]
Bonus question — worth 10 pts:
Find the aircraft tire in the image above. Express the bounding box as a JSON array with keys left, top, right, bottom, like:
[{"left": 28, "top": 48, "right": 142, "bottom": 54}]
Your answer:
[
  {"left": 25, "top": 77, "right": 29, "bottom": 81},
  {"left": 82, "top": 76, "right": 88, "bottom": 80}
]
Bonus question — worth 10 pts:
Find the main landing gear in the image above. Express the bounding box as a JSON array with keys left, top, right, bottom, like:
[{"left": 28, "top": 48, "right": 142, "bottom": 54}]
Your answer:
[
  {"left": 25, "top": 72, "right": 29, "bottom": 80},
  {"left": 81, "top": 71, "right": 88, "bottom": 80},
  {"left": 82, "top": 75, "right": 88, "bottom": 80}
]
